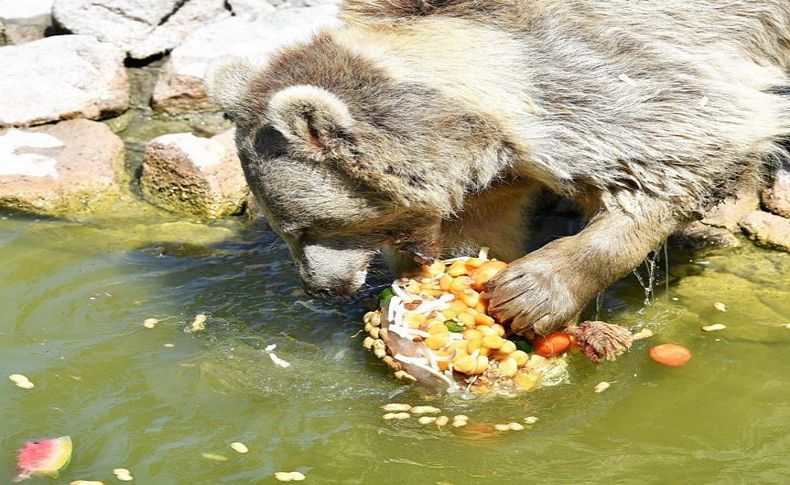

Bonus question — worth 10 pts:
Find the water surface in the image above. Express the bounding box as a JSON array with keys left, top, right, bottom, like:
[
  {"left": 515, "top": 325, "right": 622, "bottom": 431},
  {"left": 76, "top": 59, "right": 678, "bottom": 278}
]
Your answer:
[{"left": 1, "top": 206, "right": 788, "bottom": 484}]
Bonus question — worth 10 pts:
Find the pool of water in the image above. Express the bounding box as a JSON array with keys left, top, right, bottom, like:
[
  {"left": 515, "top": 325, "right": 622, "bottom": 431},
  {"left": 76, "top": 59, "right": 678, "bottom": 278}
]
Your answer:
[{"left": 1, "top": 203, "right": 788, "bottom": 484}]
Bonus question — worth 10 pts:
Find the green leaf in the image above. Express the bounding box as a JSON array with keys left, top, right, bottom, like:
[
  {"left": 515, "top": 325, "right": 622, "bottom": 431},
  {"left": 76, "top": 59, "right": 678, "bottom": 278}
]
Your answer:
[
  {"left": 512, "top": 337, "right": 533, "bottom": 354},
  {"left": 379, "top": 287, "right": 395, "bottom": 306},
  {"left": 444, "top": 321, "right": 464, "bottom": 333}
]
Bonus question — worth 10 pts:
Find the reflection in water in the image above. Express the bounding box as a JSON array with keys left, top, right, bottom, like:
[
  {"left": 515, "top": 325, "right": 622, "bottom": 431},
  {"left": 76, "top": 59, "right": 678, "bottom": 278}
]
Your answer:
[{"left": 1, "top": 207, "right": 788, "bottom": 484}]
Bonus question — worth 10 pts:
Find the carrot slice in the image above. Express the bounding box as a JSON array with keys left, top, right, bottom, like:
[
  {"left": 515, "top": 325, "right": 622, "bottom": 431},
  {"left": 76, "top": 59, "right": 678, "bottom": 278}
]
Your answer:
[
  {"left": 649, "top": 343, "right": 692, "bottom": 367},
  {"left": 533, "top": 332, "right": 572, "bottom": 358}
]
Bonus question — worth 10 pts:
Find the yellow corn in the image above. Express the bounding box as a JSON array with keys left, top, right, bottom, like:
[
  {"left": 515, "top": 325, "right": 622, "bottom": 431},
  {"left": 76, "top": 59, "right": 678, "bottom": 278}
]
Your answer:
[
  {"left": 427, "top": 322, "right": 450, "bottom": 335},
  {"left": 477, "top": 325, "right": 498, "bottom": 337},
  {"left": 498, "top": 340, "right": 516, "bottom": 355},
  {"left": 449, "top": 276, "right": 473, "bottom": 294},
  {"left": 514, "top": 373, "right": 537, "bottom": 391},
  {"left": 498, "top": 357, "right": 518, "bottom": 377},
  {"left": 439, "top": 274, "right": 453, "bottom": 291},
  {"left": 457, "top": 310, "right": 476, "bottom": 327},
  {"left": 474, "top": 313, "right": 495, "bottom": 326},
  {"left": 463, "top": 329, "right": 482, "bottom": 341},
  {"left": 462, "top": 289, "right": 481, "bottom": 307},
  {"left": 465, "top": 257, "right": 485, "bottom": 269},
  {"left": 425, "top": 334, "right": 450, "bottom": 350},
  {"left": 466, "top": 337, "right": 483, "bottom": 354},
  {"left": 492, "top": 324, "right": 506, "bottom": 337},
  {"left": 447, "top": 260, "right": 469, "bottom": 277},
  {"left": 472, "top": 355, "right": 490, "bottom": 374},
  {"left": 482, "top": 335, "right": 504, "bottom": 349},
  {"left": 512, "top": 350, "right": 529, "bottom": 366}
]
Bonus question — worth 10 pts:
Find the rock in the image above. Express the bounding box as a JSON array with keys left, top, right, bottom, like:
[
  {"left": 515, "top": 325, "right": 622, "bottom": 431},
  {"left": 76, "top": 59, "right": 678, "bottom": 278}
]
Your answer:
[
  {"left": 0, "top": 35, "right": 129, "bottom": 127},
  {"left": 702, "top": 188, "right": 760, "bottom": 232},
  {"left": 761, "top": 165, "right": 790, "bottom": 218},
  {"left": 739, "top": 211, "right": 790, "bottom": 252},
  {"left": 672, "top": 221, "right": 741, "bottom": 249},
  {"left": 0, "top": 0, "right": 53, "bottom": 45},
  {"left": 140, "top": 129, "right": 249, "bottom": 218},
  {"left": 228, "top": 0, "right": 339, "bottom": 16},
  {"left": 0, "top": 120, "right": 126, "bottom": 215},
  {"left": 52, "top": 0, "right": 229, "bottom": 60},
  {"left": 152, "top": 5, "right": 341, "bottom": 113}
]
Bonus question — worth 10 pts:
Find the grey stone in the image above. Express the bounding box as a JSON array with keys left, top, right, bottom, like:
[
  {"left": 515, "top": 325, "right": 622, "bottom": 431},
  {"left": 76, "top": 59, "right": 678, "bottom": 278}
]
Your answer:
[
  {"left": 52, "top": 0, "right": 229, "bottom": 60},
  {"left": 152, "top": 5, "right": 341, "bottom": 113},
  {"left": 140, "top": 129, "right": 249, "bottom": 218},
  {"left": 0, "top": 35, "right": 128, "bottom": 128},
  {"left": 228, "top": 0, "right": 340, "bottom": 16},
  {"left": 0, "top": 0, "right": 53, "bottom": 44},
  {"left": 0, "top": 120, "right": 126, "bottom": 215},
  {"left": 761, "top": 165, "right": 790, "bottom": 218},
  {"left": 739, "top": 211, "right": 790, "bottom": 252}
]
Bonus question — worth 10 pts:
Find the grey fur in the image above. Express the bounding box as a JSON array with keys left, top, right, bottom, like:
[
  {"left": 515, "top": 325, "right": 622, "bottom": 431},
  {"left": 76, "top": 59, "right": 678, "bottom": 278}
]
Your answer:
[{"left": 207, "top": 0, "right": 790, "bottom": 333}]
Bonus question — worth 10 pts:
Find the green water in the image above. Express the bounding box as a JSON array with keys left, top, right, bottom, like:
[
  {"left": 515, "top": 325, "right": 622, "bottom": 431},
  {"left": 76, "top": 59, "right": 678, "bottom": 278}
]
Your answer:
[{"left": 1, "top": 204, "right": 788, "bottom": 485}]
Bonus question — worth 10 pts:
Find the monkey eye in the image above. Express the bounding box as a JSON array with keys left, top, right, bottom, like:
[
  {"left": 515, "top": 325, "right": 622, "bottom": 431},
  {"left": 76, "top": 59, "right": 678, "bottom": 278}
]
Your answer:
[{"left": 254, "top": 125, "right": 288, "bottom": 158}]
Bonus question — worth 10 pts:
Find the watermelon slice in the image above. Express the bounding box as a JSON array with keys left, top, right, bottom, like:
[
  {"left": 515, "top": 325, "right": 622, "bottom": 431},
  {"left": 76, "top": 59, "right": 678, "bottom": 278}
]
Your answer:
[{"left": 14, "top": 436, "right": 73, "bottom": 482}]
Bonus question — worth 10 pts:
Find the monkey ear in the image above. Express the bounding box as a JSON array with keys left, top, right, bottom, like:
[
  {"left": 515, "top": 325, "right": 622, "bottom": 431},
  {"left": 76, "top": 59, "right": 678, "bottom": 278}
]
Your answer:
[
  {"left": 204, "top": 57, "right": 257, "bottom": 120},
  {"left": 267, "top": 85, "right": 356, "bottom": 159}
]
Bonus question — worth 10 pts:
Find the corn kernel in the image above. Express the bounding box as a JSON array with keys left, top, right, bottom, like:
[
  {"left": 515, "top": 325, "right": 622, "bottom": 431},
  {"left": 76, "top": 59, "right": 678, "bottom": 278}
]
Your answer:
[
  {"left": 465, "top": 257, "right": 485, "bottom": 269},
  {"left": 425, "top": 334, "right": 450, "bottom": 350},
  {"left": 466, "top": 337, "right": 483, "bottom": 354},
  {"left": 453, "top": 355, "right": 475, "bottom": 374},
  {"left": 492, "top": 324, "right": 506, "bottom": 337},
  {"left": 449, "top": 276, "right": 473, "bottom": 294},
  {"left": 499, "top": 340, "right": 516, "bottom": 354},
  {"left": 457, "top": 311, "right": 476, "bottom": 327},
  {"left": 474, "top": 313, "right": 495, "bottom": 326},
  {"left": 427, "top": 323, "right": 450, "bottom": 335},
  {"left": 473, "top": 355, "right": 490, "bottom": 374},
  {"left": 482, "top": 335, "right": 504, "bottom": 349},
  {"left": 512, "top": 350, "right": 529, "bottom": 366},
  {"left": 499, "top": 357, "right": 518, "bottom": 377},
  {"left": 439, "top": 274, "right": 453, "bottom": 291},
  {"left": 450, "top": 300, "right": 468, "bottom": 313},
  {"left": 475, "top": 299, "right": 489, "bottom": 314},
  {"left": 461, "top": 289, "right": 481, "bottom": 307},
  {"left": 477, "top": 325, "right": 498, "bottom": 337},
  {"left": 447, "top": 260, "right": 469, "bottom": 277},
  {"left": 463, "top": 329, "right": 482, "bottom": 341}
]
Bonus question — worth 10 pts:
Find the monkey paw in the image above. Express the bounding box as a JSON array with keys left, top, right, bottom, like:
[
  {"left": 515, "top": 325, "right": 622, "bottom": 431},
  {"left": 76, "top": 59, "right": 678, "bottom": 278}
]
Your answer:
[{"left": 486, "top": 248, "right": 597, "bottom": 336}]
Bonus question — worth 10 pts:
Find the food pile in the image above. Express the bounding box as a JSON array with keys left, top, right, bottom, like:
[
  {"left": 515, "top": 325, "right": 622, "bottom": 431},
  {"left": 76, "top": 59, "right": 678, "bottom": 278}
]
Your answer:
[{"left": 362, "top": 250, "right": 576, "bottom": 396}]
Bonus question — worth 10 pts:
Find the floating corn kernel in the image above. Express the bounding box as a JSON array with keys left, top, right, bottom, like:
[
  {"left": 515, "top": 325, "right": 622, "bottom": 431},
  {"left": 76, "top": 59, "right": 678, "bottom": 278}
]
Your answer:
[
  {"left": 9, "top": 374, "right": 34, "bottom": 389},
  {"left": 494, "top": 424, "right": 511, "bottom": 432},
  {"left": 362, "top": 337, "right": 375, "bottom": 350},
  {"left": 112, "top": 469, "right": 133, "bottom": 481},
  {"left": 508, "top": 422, "right": 525, "bottom": 431},
  {"left": 452, "top": 415, "right": 469, "bottom": 427},
  {"left": 202, "top": 453, "right": 229, "bottom": 461},
  {"left": 230, "top": 442, "right": 249, "bottom": 454},
  {"left": 381, "top": 403, "right": 412, "bottom": 412},
  {"left": 631, "top": 328, "right": 654, "bottom": 340},
  {"left": 143, "top": 318, "right": 158, "bottom": 328},
  {"left": 189, "top": 314, "right": 207, "bottom": 332},
  {"left": 498, "top": 357, "right": 519, "bottom": 378},
  {"left": 383, "top": 412, "right": 410, "bottom": 420},
  {"left": 713, "top": 302, "right": 726, "bottom": 312},
  {"left": 524, "top": 416, "right": 539, "bottom": 425},
  {"left": 594, "top": 381, "right": 611, "bottom": 393},
  {"left": 701, "top": 324, "right": 727, "bottom": 332},
  {"left": 274, "top": 471, "right": 306, "bottom": 482},
  {"left": 71, "top": 481, "right": 105, "bottom": 485},
  {"left": 163, "top": 343, "right": 175, "bottom": 348},
  {"left": 435, "top": 416, "right": 449, "bottom": 427},
  {"left": 411, "top": 405, "right": 441, "bottom": 415},
  {"left": 783, "top": 324, "right": 790, "bottom": 330},
  {"left": 418, "top": 416, "right": 437, "bottom": 425}
]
